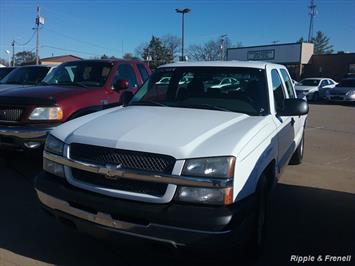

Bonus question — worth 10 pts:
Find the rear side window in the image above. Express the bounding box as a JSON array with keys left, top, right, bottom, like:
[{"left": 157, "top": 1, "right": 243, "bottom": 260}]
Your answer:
[
  {"left": 137, "top": 64, "right": 149, "bottom": 82},
  {"left": 271, "top": 69, "right": 286, "bottom": 112},
  {"left": 280, "top": 69, "right": 295, "bottom": 98},
  {"left": 113, "top": 64, "right": 138, "bottom": 88}
]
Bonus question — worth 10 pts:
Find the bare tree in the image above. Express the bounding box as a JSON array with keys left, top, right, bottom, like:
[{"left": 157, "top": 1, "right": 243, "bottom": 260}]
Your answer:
[
  {"left": 188, "top": 40, "right": 221, "bottom": 61},
  {"left": 160, "top": 34, "right": 181, "bottom": 60}
]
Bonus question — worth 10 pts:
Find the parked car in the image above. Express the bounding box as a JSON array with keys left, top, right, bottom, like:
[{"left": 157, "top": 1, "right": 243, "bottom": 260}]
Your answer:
[
  {"left": 0, "top": 66, "right": 16, "bottom": 81},
  {"left": 325, "top": 78, "right": 355, "bottom": 103},
  {"left": 0, "top": 65, "right": 51, "bottom": 92},
  {"left": 35, "top": 61, "right": 308, "bottom": 256},
  {"left": 295, "top": 78, "right": 337, "bottom": 101},
  {"left": 0, "top": 59, "right": 150, "bottom": 150},
  {"left": 209, "top": 77, "right": 239, "bottom": 88}
]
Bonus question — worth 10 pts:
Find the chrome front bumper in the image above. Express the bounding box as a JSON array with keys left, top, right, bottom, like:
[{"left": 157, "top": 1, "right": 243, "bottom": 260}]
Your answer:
[{"left": 0, "top": 125, "right": 54, "bottom": 149}]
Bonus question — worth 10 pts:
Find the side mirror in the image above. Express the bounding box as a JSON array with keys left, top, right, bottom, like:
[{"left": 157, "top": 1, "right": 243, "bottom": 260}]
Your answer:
[
  {"left": 113, "top": 79, "right": 129, "bottom": 92},
  {"left": 278, "top": 98, "right": 309, "bottom": 116},
  {"left": 120, "top": 91, "right": 134, "bottom": 106}
]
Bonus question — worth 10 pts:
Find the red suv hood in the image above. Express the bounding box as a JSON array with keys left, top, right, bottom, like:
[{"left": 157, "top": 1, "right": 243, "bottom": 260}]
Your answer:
[{"left": 0, "top": 85, "right": 90, "bottom": 102}]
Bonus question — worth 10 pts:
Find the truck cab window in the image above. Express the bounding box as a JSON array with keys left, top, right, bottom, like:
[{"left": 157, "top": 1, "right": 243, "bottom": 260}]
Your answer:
[
  {"left": 272, "top": 69, "right": 286, "bottom": 112},
  {"left": 280, "top": 69, "right": 295, "bottom": 98}
]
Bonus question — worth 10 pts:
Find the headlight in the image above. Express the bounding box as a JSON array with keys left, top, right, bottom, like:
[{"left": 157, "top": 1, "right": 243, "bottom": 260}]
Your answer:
[
  {"left": 44, "top": 134, "right": 64, "bottom": 155},
  {"left": 29, "top": 107, "right": 63, "bottom": 120},
  {"left": 43, "top": 157, "right": 65, "bottom": 178},
  {"left": 182, "top": 156, "right": 235, "bottom": 178},
  {"left": 175, "top": 187, "right": 233, "bottom": 205},
  {"left": 346, "top": 90, "right": 355, "bottom": 96}
]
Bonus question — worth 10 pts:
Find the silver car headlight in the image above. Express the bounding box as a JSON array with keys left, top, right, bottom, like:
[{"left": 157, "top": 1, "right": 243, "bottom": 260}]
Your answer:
[
  {"left": 44, "top": 134, "right": 64, "bottom": 156},
  {"left": 346, "top": 90, "right": 355, "bottom": 96},
  {"left": 29, "top": 107, "right": 63, "bottom": 120},
  {"left": 181, "top": 156, "right": 235, "bottom": 178}
]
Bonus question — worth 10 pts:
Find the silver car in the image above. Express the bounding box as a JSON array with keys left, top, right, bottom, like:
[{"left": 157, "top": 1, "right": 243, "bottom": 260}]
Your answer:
[
  {"left": 295, "top": 78, "right": 337, "bottom": 101},
  {"left": 326, "top": 78, "right": 355, "bottom": 102}
]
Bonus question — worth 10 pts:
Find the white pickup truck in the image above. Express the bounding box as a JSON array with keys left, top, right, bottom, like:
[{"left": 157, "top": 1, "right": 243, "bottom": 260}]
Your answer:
[{"left": 35, "top": 61, "right": 308, "bottom": 255}]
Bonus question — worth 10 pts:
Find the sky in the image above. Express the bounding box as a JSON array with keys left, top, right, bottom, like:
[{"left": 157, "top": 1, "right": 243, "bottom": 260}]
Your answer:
[{"left": 0, "top": 0, "right": 354, "bottom": 60}]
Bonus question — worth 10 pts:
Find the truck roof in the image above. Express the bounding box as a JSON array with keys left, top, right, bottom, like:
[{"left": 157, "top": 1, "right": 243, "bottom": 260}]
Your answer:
[{"left": 161, "top": 60, "right": 285, "bottom": 69}]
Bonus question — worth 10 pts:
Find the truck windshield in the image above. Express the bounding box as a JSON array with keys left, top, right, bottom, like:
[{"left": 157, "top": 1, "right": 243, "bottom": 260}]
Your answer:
[
  {"left": 0, "top": 66, "right": 50, "bottom": 85},
  {"left": 130, "top": 67, "right": 269, "bottom": 116},
  {"left": 0, "top": 67, "right": 15, "bottom": 81},
  {"left": 42, "top": 61, "right": 112, "bottom": 88}
]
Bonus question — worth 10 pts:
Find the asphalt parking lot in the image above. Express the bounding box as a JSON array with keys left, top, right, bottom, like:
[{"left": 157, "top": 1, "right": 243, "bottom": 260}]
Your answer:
[{"left": 0, "top": 103, "right": 354, "bottom": 266}]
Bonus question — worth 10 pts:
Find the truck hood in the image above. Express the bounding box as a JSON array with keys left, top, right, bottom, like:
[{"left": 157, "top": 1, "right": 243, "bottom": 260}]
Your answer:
[
  {"left": 61, "top": 106, "right": 270, "bottom": 159},
  {"left": 0, "top": 85, "right": 88, "bottom": 102}
]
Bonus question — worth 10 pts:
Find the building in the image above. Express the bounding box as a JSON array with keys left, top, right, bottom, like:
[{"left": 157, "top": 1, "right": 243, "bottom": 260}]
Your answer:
[
  {"left": 227, "top": 42, "right": 314, "bottom": 79},
  {"left": 227, "top": 43, "right": 355, "bottom": 81},
  {"left": 40, "top": 55, "right": 82, "bottom": 65},
  {"left": 303, "top": 52, "right": 355, "bottom": 81}
]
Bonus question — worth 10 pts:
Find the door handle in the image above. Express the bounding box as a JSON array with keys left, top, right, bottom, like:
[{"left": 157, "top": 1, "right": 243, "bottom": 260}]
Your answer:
[{"left": 290, "top": 118, "right": 295, "bottom": 127}]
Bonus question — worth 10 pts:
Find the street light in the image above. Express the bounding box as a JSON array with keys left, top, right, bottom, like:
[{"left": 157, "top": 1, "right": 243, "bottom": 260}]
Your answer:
[{"left": 176, "top": 8, "right": 191, "bottom": 61}]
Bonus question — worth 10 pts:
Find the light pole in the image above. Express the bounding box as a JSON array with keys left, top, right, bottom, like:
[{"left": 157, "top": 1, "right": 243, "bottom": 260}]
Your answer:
[{"left": 176, "top": 8, "right": 191, "bottom": 61}]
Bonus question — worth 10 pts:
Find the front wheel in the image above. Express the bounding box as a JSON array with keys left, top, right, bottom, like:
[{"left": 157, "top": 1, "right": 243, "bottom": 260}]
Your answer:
[{"left": 289, "top": 132, "right": 305, "bottom": 165}]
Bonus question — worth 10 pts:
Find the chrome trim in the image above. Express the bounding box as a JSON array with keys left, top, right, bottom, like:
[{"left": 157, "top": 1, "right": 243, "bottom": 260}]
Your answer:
[{"left": 44, "top": 151, "right": 233, "bottom": 188}]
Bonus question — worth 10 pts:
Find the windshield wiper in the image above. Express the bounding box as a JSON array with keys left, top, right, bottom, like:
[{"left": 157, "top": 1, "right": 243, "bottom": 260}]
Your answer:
[
  {"left": 181, "top": 104, "right": 233, "bottom": 112},
  {"left": 129, "top": 100, "right": 167, "bottom": 107}
]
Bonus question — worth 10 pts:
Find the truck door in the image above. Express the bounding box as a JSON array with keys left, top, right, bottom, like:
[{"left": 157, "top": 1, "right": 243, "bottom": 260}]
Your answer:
[
  {"left": 279, "top": 68, "right": 304, "bottom": 144},
  {"left": 270, "top": 68, "right": 295, "bottom": 171}
]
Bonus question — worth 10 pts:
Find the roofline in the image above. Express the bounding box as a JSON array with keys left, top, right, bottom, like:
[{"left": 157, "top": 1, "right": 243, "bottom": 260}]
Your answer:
[{"left": 226, "top": 42, "right": 312, "bottom": 51}]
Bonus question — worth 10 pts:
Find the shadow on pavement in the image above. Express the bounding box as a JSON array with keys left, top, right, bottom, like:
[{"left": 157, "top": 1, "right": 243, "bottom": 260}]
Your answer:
[{"left": 0, "top": 154, "right": 354, "bottom": 266}]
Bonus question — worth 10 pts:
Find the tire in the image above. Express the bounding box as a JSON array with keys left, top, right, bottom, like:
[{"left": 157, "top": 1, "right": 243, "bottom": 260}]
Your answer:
[
  {"left": 243, "top": 174, "right": 270, "bottom": 259},
  {"left": 289, "top": 132, "right": 305, "bottom": 165},
  {"left": 312, "top": 92, "right": 319, "bottom": 102}
]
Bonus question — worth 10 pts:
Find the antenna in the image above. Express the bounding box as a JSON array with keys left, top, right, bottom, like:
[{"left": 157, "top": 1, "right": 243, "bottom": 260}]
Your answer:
[{"left": 308, "top": 0, "right": 317, "bottom": 42}]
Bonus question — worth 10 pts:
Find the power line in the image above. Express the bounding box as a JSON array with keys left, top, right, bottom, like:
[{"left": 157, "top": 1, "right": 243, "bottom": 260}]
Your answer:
[
  {"left": 41, "top": 45, "right": 100, "bottom": 57},
  {"left": 43, "top": 27, "right": 110, "bottom": 51},
  {"left": 14, "top": 31, "right": 36, "bottom": 46}
]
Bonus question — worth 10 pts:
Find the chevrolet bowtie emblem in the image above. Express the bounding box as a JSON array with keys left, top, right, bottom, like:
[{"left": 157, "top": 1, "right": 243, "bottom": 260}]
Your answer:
[{"left": 103, "top": 163, "right": 123, "bottom": 180}]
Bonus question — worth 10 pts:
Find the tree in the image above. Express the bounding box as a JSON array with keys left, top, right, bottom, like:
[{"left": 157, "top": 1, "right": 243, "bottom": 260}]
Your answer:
[
  {"left": 15, "top": 51, "right": 35, "bottom": 65},
  {"left": 312, "top": 31, "right": 334, "bottom": 54},
  {"left": 122, "top": 53, "right": 139, "bottom": 60},
  {"left": 297, "top": 37, "right": 305, "bottom": 43},
  {"left": 160, "top": 34, "right": 181, "bottom": 61},
  {"left": 141, "top": 36, "right": 173, "bottom": 69},
  {"left": 0, "top": 58, "right": 9, "bottom": 66},
  {"left": 187, "top": 36, "right": 235, "bottom": 61}
]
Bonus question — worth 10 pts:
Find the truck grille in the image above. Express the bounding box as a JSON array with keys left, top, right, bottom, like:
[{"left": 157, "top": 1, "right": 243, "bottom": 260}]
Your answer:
[
  {"left": 0, "top": 106, "right": 23, "bottom": 121},
  {"left": 70, "top": 143, "right": 176, "bottom": 174},
  {"left": 71, "top": 168, "right": 168, "bottom": 197}
]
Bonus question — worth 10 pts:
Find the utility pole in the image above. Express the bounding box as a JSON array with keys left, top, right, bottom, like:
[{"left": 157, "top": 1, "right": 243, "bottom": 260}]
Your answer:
[
  {"left": 220, "top": 34, "right": 227, "bottom": 61},
  {"left": 35, "top": 5, "right": 44, "bottom": 65},
  {"left": 11, "top": 40, "right": 15, "bottom": 66},
  {"left": 308, "top": 0, "right": 317, "bottom": 42}
]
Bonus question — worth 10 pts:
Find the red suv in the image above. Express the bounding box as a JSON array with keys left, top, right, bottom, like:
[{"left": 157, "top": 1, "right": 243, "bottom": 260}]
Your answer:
[{"left": 0, "top": 59, "right": 151, "bottom": 150}]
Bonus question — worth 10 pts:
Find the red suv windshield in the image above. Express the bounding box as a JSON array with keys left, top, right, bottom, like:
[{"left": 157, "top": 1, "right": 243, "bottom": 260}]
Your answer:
[{"left": 43, "top": 61, "right": 113, "bottom": 88}]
